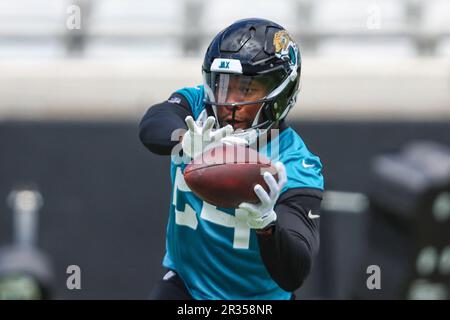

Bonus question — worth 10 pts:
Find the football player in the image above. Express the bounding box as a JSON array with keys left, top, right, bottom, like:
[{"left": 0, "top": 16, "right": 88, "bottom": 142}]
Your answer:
[{"left": 139, "top": 18, "right": 324, "bottom": 300}]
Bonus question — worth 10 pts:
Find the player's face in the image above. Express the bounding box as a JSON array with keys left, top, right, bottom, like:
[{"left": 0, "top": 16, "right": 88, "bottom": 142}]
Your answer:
[{"left": 216, "top": 77, "right": 268, "bottom": 130}]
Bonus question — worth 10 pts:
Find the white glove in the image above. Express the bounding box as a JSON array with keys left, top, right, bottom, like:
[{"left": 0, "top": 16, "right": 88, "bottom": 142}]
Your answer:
[
  {"left": 220, "top": 135, "right": 249, "bottom": 146},
  {"left": 238, "top": 161, "right": 287, "bottom": 230},
  {"left": 182, "top": 116, "right": 233, "bottom": 159}
]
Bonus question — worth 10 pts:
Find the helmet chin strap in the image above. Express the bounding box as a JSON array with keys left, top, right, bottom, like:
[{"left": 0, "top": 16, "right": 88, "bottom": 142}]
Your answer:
[
  {"left": 232, "top": 120, "right": 277, "bottom": 147},
  {"left": 230, "top": 103, "right": 273, "bottom": 146}
]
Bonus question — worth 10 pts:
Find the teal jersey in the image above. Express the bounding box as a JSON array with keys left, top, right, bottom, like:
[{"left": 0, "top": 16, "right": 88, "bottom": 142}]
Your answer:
[{"left": 162, "top": 85, "right": 324, "bottom": 300}]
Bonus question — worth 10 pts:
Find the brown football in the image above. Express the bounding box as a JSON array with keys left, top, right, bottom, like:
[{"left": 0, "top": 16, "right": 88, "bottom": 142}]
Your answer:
[{"left": 184, "top": 144, "right": 277, "bottom": 208}]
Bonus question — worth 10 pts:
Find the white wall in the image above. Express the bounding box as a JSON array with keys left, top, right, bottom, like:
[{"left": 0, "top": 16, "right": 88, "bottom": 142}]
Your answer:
[{"left": 0, "top": 57, "right": 448, "bottom": 121}]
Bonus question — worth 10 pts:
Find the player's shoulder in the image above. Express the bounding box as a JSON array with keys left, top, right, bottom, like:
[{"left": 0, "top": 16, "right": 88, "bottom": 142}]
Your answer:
[
  {"left": 174, "top": 85, "right": 205, "bottom": 119},
  {"left": 279, "top": 127, "right": 320, "bottom": 160},
  {"left": 278, "top": 126, "right": 324, "bottom": 191}
]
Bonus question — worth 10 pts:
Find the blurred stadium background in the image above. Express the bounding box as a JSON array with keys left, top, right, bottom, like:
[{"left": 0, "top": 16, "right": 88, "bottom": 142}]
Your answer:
[{"left": 0, "top": 0, "right": 449, "bottom": 299}]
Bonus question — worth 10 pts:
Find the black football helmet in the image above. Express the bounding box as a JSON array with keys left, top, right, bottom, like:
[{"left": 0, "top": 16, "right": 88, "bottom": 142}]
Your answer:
[{"left": 202, "top": 18, "right": 301, "bottom": 132}]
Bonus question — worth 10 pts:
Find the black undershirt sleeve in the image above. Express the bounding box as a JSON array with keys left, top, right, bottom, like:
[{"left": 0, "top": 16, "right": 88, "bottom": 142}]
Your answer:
[
  {"left": 139, "top": 93, "right": 192, "bottom": 155},
  {"left": 256, "top": 188, "right": 322, "bottom": 292}
]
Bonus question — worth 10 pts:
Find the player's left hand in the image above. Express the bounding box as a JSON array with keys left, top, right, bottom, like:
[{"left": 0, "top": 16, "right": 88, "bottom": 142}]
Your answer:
[{"left": 238, "top": 161, "right": 287, "bottom": 230}]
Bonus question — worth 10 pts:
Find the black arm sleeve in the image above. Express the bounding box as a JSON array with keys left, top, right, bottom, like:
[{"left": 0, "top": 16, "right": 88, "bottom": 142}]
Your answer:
[
  {"left": 139, "top": 93, "right": 192, "bottom": 155},
  {"left": 257, "top": 188, "right": 322, "bottom": 292}
]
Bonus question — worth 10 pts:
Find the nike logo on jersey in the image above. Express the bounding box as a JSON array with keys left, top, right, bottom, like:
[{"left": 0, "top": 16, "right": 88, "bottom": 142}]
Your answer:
[
  {"left": 308, "top": 210, "right": 320, "bottom": 219},
  {"left": 302, "top": 159, "right": 315, "bottom": 168}
]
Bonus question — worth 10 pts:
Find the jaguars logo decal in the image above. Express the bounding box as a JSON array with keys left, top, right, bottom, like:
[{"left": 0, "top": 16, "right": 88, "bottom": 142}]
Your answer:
[{"left": 273, "top": 30, "right": 298, "bottom": 66}]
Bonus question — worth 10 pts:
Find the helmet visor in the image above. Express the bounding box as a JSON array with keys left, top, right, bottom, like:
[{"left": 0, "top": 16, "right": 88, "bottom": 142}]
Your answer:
[{"left": 203, "top": 69, "right": 286, "bottom": 106}]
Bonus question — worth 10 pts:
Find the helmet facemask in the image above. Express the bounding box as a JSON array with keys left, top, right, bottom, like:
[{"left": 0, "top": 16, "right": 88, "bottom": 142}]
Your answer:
[{"left": 203, "top": 65, "right": 291, "bottom": 131}]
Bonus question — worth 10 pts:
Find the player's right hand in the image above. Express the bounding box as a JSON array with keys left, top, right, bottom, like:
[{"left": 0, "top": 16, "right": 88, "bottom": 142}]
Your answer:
[{"left": 182, "top": 116, "right": 233, "bottom": 159}]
